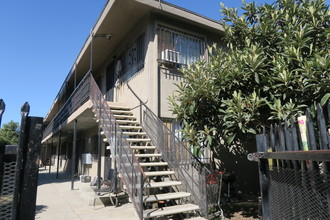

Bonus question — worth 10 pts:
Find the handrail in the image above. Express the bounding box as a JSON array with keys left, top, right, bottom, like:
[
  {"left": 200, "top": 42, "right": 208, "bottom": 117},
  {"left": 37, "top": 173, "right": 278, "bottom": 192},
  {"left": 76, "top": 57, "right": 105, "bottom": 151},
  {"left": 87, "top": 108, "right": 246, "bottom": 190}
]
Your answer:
[
  {"left": 127, "top": 83, "right": 214, "bottom": 218},
  {"left": 127, "top": 83, "right": 211, "bottom": 172},
  {"left": 89, "top": 75, "right": 145, "bottom": 220},
  {"left": 43, "top": 72, "right": 92, "bottom": 140}
]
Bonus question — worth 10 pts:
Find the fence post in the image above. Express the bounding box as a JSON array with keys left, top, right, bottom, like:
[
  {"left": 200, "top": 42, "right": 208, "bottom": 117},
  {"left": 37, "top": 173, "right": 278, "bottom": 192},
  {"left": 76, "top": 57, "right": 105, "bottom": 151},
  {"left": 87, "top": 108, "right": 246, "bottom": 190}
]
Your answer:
[
  {"left": 0, "top": 99, "right": 5, "bottom": 127},
  {"left": 256, "top": 133, "right": 270, "bottom": 220},
  {"left": 12, "top": 102, "right": 29, "bottom": 220},
  {"left": 306, "top": 109, "right": 317, "bottom": 150},
  {"left": 18, "top": 116, "right": 43, "bottom": 220},
  {"left": 317, "top": 104, "right": 329, "bottom": 150}
]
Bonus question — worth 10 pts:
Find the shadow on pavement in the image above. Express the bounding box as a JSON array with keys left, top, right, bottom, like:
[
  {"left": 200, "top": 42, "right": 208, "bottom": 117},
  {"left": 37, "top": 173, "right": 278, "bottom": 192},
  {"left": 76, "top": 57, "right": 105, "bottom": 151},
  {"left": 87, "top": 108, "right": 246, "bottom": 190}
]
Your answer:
[
  {"left": 37, "top": 168, "right": 78, "bottom": 186},
  {"left": 35, "top": 205, "right": 48, "bottom": 215}
]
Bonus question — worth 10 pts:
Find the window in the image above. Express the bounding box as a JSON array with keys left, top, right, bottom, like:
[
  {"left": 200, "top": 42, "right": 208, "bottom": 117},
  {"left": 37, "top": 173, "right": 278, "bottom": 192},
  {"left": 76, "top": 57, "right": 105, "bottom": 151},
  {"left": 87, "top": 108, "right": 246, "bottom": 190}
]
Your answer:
[
  {"left": 120, "top": 33, "right": 145, "bottom": 79},
  {"left": 158, "top": 26, "right": 205, "bottom": 66},
  {"left": 172, "top": 120, "right": 183, "bottom": 140}
]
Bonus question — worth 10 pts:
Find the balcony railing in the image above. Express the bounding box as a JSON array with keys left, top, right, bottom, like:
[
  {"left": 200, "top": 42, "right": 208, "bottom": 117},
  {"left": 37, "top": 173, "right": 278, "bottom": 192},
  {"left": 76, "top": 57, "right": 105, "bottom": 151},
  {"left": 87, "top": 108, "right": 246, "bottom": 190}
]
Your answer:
[{"left": 42, "top": 73, "right": 91, "bottom": 140}]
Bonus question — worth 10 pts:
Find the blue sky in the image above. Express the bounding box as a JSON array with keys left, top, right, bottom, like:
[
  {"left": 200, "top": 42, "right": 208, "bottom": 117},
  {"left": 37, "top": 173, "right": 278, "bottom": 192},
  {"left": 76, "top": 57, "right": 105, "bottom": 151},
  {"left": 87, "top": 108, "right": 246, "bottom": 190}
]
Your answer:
[{"left": 0, "top": 0, "right": 328, "bottom": 126}]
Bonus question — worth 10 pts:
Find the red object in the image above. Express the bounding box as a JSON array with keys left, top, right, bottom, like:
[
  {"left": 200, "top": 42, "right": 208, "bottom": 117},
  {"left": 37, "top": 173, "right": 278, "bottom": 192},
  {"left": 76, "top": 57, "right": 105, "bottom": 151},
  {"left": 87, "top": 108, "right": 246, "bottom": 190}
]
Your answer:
[{"left": 207, "top": 171, "right": 225, "bottom": 185}]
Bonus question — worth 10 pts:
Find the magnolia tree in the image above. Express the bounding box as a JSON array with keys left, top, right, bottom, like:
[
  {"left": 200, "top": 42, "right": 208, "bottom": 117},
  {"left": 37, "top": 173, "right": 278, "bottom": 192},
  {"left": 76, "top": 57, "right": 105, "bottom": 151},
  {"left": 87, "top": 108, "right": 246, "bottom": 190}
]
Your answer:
[{"left": 170, "top": 0, "right": 330, "bottom": 167}]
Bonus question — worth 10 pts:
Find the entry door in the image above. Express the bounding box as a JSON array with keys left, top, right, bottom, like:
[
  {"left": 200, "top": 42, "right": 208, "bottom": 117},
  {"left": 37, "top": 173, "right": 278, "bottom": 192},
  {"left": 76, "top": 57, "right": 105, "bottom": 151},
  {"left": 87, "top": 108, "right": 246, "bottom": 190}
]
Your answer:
[{"left": 106, "top": 62, "right": 115, "bottom": 101}]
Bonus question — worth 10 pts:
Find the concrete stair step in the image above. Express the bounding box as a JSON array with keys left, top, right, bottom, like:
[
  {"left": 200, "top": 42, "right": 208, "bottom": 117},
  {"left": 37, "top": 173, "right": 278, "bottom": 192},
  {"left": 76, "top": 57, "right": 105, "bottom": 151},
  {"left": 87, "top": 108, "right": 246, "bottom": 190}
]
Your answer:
[
  {"left": 143, "top": 203, "right": 199, "bottom": 219},
  {"left": 117, "top": 120, "right": 140, "bottom": 125},
  {"left": 123, "top": 132, "right": 146, "bottom": 136},
  {"left": 114, "top": 115, "right": 136, "bottom": 119},
  {"left": 107, "top": 103, "right": 130, "bottom": 110},
  {"left": 130, "top": 146, "right": 156, "bottom": 150},
  {"left": 143, "top": 192, "right": 191, "bottom": 203},
  {"left": 127, "top": 138, "right": 151, "bottom": 142},
  {"left": 110, "top": 110, "right": 132, "bottom": 115},
  {"left": 144, "top": 181, "right": 181, "bottom": 189},
  {"left": 144, "top": 170, "right": 175, "bottom": 176},
  {"left": 119, "top": 125, "right": 142, "bottom": 130},
  {"left": 135, "top": 153, "right": 161, "bottom": 158},
  {"left": 139, "top": 162, "right": 168, "bottom": 167}
]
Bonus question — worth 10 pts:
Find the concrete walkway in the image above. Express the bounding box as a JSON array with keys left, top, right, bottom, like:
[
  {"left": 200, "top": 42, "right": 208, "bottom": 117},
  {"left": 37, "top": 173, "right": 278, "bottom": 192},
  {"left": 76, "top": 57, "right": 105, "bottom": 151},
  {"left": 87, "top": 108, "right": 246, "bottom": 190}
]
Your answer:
[{"left": 35, "top": 168, "right": 139, "bottom": 220}]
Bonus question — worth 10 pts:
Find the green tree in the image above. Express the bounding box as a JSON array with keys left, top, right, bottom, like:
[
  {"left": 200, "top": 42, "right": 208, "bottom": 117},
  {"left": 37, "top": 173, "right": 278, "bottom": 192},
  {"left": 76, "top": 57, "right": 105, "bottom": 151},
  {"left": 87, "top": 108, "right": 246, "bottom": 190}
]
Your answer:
[
  {"left": 0, "top": 121, "right": 19, "bottom": 147},
  {"left": 170, "top": 0, "right": 330, "bottom": 167}
]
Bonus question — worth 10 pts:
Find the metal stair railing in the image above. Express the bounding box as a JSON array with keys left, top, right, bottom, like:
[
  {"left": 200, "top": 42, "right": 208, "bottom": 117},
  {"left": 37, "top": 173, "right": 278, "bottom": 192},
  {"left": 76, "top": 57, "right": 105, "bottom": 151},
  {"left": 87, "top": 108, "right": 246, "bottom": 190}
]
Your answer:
[
  {"left": 127, "top": 84, "right": 213, "bottom": 218},
  {"left": 89, "top": 75, "right": 146, "bottom": 220}
]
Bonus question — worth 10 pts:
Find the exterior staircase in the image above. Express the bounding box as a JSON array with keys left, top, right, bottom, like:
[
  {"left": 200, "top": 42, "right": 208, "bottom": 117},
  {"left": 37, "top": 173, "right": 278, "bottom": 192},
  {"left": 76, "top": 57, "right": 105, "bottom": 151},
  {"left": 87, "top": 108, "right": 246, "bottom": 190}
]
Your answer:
[{"left": 99, "top": 104, "right": 200, "bottom": 219}]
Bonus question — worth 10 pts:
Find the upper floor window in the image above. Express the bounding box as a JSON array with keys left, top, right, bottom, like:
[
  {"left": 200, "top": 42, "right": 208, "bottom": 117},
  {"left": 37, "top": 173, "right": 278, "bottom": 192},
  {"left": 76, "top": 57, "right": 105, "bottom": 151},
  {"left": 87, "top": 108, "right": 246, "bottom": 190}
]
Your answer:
[
  {"left": 157, "top": 26, "right": 205, "bottom": 66},
  {"left": 120, "top": 33, "right": 145, "bottom": 80}
]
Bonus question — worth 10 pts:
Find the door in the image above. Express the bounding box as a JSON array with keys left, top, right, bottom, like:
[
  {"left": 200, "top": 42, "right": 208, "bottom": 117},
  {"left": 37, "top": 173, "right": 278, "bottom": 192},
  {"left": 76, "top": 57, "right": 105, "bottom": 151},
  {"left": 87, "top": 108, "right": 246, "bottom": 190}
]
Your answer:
[{"left": 106, "top": 62, "right": 115, "bottom": 101}]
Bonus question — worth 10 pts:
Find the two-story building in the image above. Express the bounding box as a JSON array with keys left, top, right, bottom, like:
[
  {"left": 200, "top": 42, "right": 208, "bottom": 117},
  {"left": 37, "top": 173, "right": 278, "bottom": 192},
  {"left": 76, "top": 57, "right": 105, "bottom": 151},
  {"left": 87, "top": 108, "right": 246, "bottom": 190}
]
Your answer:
[{"left": 41, "top": 0, "right": 224, "bottom": 218}]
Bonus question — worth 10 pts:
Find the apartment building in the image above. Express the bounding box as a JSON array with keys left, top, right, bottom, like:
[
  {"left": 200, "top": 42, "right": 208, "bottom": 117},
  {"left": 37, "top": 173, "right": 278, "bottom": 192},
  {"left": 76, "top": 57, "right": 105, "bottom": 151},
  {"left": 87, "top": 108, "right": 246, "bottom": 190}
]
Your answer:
[{"left": 41, "top": 0, "right": 224, "bottom": 218}]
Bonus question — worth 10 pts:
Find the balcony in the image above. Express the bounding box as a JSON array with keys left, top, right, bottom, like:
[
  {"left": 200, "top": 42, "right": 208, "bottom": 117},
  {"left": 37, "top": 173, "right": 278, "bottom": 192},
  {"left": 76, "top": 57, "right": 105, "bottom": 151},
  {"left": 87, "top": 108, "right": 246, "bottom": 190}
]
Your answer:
[{"left": 42, "top": 73, "right": 92, "bottom": 142}]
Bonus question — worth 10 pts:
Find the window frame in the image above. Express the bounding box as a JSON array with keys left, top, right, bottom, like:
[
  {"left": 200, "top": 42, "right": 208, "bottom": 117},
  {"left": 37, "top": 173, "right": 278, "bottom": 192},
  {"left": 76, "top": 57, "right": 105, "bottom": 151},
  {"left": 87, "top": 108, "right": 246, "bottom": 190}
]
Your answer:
[{"left": 156, "top": 23, "right": 207, "bottom": 67}]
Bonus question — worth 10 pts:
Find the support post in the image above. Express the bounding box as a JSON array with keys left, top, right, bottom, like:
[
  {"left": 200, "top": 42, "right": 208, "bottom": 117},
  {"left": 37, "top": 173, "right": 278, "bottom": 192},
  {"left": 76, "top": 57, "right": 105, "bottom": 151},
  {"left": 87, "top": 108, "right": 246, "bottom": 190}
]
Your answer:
[
  {"left": 97, "top": 96, "right": 102, "bottom": 190},
  {"left": 56, "top": 131, "right": 62, "bottom": 179},
  {"left": 114, "top": 124, "right": 118, "bottom": 195},
  {"left": 45, "top": 142, "right": 48, "bottom": 170},
  {"left": 49, "top": 136, "right": 53, "bottom": 173},
  {"left": 71, "top": 119, "right": 77, "bottom": 190}
]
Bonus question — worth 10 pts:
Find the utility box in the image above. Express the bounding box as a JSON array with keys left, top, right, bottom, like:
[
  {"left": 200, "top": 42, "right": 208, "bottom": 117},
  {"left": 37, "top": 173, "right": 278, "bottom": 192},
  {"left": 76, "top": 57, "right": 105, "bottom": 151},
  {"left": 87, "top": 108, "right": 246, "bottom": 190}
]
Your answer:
[
  {"left": 80, "top": 175, "right": 91, "bottom": 183},
  {"left": 82, "top": 153, "right": 92, "bottom": 165}
]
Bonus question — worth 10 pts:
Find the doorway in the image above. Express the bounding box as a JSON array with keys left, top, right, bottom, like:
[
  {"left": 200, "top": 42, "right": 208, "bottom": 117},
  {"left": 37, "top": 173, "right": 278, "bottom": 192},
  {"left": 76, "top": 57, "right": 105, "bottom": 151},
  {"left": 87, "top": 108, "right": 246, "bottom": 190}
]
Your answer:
[{"left": 106, "top": 62, "right": 115, "bottom": 101}]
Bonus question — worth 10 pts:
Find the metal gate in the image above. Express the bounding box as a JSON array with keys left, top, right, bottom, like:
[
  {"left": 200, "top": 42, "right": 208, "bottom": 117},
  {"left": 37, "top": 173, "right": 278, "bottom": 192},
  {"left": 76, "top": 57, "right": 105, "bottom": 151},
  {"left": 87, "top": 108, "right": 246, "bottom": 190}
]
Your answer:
[
  {"left": 0, "top": 101, "right": 43, "bottom": 220},
  {"left": 249, "top": 102, "right": 330, "bottom": 219}
]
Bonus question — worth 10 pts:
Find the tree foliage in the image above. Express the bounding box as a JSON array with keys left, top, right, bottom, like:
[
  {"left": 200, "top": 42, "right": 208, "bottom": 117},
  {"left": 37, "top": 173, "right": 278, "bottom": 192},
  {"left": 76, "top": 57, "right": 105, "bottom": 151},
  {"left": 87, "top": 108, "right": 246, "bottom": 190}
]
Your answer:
[
  {"left": 0, "top": 121, "right": 19, "bottom": 147},
  {"left": 169, "top": 0, "right": 330, "bottom": 162}
]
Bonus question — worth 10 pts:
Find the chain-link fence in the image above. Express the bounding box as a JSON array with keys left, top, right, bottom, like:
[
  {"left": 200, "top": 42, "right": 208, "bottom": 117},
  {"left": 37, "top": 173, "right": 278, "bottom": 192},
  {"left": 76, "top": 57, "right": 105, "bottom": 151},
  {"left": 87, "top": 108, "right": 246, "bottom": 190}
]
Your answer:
[
  {"left": 267, "top": 165, "right": 330, "bottom": 219},
  {"left": 250, "top": 102, "right": 330, "bottom": 219}
]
